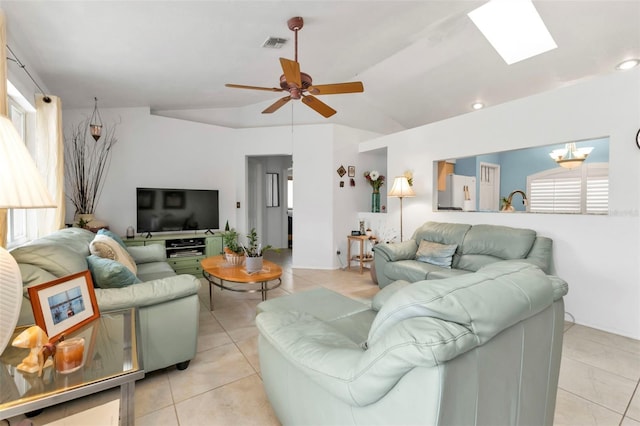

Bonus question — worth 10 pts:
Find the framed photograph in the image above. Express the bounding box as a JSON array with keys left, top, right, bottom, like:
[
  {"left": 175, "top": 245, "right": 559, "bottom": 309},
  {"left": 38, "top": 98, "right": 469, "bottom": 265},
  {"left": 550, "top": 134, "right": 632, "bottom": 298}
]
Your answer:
[
  {"left": 28, "top": 270, "right": 100, "bottom": 343},
  {"left": 348, "top": 166, "right": 355, "bottom": 177},
  {"left": 163, "top": 190, "right": 186, "bottom": 209}
]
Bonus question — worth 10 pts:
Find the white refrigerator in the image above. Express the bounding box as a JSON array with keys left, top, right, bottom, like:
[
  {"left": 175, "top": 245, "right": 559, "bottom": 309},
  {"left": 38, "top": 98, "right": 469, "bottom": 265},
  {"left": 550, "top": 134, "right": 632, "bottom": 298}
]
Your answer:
[{"left": 438, "top": 174, "right": 476, "bottom": 210}]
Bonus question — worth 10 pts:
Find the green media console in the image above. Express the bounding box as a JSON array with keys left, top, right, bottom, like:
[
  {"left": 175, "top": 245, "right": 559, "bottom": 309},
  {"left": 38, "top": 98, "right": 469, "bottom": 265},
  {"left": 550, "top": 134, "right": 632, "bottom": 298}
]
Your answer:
[{"left": 124, "top": 233, "right": 223, "bottom": 277}]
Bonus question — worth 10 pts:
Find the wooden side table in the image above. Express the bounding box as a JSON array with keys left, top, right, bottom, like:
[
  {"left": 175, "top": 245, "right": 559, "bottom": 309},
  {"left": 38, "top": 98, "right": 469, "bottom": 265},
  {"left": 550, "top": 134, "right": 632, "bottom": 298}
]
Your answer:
[{"left": 347, "top": 235, "right": 376, "bottom": 274}]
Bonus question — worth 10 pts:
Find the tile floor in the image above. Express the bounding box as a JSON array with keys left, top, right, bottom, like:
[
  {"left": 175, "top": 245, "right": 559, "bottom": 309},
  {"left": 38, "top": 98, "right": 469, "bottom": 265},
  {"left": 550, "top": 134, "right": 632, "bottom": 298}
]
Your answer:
[{"left": 8, "top": 250, "right": 640, "bottom": 426}]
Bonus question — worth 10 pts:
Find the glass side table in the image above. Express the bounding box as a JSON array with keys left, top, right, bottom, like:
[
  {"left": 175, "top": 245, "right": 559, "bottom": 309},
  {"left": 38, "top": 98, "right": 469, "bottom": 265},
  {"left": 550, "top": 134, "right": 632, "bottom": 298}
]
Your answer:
[{"left": 0, "top": 308, "right": 144, "bottom": 425}]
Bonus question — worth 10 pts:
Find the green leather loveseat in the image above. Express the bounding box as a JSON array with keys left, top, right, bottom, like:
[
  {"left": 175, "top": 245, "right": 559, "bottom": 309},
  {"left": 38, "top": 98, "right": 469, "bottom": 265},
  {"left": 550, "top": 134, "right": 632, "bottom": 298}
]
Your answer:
[
  {"left": 373, "top": 221, "right": 553, "bottom": 288},
  {"left": 256, "top": 260, "right": 568, "bottom": 425},
  {"left": 10, "top": 227, "right": 201, "bottom": 372}
]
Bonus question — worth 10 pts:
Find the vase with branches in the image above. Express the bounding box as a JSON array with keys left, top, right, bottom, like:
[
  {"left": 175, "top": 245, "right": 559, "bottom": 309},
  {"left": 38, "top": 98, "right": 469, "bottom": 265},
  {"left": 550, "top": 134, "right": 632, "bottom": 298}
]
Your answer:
[{"left": 65, "top": 118, "right": 117, "bottom": 223}]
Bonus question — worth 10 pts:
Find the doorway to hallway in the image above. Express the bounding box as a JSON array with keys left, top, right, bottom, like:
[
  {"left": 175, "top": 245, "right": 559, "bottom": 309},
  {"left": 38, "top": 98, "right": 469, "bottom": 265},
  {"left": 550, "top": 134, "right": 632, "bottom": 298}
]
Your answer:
[{"left": 246, "top": 155, "right": 292, "bottom": 250}]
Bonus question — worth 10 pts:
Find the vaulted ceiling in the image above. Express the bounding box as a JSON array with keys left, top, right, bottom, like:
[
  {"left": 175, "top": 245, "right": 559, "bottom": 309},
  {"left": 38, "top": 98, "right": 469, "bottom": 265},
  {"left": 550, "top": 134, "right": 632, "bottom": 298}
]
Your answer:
[{"left": 2, "top": 1, "right": 639, "bottom": 134}]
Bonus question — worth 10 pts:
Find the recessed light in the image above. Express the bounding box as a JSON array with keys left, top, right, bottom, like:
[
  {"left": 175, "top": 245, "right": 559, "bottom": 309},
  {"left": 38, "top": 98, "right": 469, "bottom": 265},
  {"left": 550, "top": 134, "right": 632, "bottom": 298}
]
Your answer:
[
  {"left": 472, "top": 102, "right": 485, "bottom": 110},
  {"left": 616, "top": 59, "right": 640, "bottom": 71}
]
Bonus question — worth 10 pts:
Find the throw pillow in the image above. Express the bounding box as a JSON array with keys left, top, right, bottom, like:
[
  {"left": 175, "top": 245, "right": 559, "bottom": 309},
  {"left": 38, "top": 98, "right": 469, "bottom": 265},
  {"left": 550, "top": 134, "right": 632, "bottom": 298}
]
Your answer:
[
  {"left": 86, "top": 255, "right": 141, "bottom": 288},
  {"left": 97, "top": 228, "right": 128, "bottom": 249},
  {"left": 90, "top": 234, "right": 137, "bottom": 275},
  {"left": 415, "top": 240, "right": 457, "bottom": 268}
]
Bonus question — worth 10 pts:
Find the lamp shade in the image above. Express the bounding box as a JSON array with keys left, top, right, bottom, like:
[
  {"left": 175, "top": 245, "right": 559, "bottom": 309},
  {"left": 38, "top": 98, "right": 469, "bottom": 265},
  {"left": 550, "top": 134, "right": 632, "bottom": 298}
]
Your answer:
[
  {"left": 0, "top": 115, "right": 55, "bottom": 208},
  {"left": 388, "top": 176, "right": 416, "bottom": 198}
]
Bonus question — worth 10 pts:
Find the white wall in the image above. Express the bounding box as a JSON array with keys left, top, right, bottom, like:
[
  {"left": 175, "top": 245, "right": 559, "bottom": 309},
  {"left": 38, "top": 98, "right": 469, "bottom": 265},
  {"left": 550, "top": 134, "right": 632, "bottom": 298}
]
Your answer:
[
  {"left": 62, "top": 107, "right": 238, "bottom": 235},
  {"left": 331, "top": 125, "right": 382, "bottom": 268},
  {"left": 61, "top": 107, "right": 380, "bottom": 270},
  {"left": 361, "top": 69, "right": 640, "bottom": 339}
]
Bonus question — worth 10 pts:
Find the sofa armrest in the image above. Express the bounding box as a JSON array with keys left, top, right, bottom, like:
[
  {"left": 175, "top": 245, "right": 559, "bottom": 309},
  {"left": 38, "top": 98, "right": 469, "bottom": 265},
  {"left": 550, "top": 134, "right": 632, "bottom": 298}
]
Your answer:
[
  {"left": 95, "top": 274, "right": 200, "bottom": 311},
  {"left": 373, "top": 240, "right": 418, "bottom": 262}
]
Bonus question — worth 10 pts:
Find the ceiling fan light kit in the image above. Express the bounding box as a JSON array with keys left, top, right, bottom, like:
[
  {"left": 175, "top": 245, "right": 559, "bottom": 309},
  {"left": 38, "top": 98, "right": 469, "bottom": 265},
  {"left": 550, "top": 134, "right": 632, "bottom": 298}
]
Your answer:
[{"left": 226, "top": 16, "right": 364, "bottom": 118}]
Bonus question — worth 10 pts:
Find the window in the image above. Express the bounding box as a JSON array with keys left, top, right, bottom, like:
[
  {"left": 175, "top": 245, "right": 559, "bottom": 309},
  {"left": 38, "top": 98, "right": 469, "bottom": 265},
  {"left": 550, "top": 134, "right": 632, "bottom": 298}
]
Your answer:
[
  {"left": 527, "top": 163, "right": 608, "bottom": 214},
  {"left": 7, "top": 99, "right": 28, "bottom": 247},
  {"left": 287, "top": 176, "right": 293, "bottom": 209}
]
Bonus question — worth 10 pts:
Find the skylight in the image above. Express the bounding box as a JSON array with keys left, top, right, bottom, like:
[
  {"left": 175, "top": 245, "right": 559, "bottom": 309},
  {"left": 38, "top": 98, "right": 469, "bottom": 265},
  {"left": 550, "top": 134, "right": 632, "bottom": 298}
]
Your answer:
[{"left": 468, "top": 0, "right": 557, "bottom": 65}]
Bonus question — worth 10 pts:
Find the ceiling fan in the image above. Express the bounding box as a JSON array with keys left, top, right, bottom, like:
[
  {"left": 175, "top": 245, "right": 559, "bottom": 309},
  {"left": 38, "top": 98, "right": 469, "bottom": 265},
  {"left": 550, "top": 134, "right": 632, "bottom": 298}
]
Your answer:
[{"left": 225, "top": 16, "right": 364, "bottom": 118}]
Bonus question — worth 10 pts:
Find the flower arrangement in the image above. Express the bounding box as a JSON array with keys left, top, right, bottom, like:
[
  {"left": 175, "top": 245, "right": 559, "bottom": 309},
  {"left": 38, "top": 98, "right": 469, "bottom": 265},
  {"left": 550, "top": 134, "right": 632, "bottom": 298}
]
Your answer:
[
  {"left": 404, "top": 170, "right": 414, "bottom": 186},
  {"left": 364, "top": 170, "right": 385, "bottom": 192}
]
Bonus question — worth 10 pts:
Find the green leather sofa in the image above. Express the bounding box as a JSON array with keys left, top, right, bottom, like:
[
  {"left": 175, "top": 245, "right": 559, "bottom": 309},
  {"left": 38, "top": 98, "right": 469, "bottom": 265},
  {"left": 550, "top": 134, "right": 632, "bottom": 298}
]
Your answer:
[
  {"left": 256, "top": 261, "right": 568, "bottom": 425},
  {"left": 373, "top": 221, "right": 553, "bottom": 288},
  {"left": 10, "top": 227, "right": 201, "bottom": 372}
]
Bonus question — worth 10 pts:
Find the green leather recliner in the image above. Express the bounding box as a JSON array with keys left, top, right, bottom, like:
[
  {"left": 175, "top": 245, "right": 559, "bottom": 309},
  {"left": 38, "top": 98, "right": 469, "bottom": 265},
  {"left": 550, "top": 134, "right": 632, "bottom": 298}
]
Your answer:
[
  {"left": 256, "top": 260, "right": 568, "bottom": 425},
  {"left": 373, "top": 221, "right": 553, "bottom": 288}
]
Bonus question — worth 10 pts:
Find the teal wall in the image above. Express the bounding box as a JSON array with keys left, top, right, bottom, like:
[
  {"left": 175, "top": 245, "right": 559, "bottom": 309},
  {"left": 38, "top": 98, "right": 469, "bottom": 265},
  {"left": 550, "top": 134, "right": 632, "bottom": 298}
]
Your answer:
[{"left": 451, "top": 137, "right": 609, "bottom": 211}]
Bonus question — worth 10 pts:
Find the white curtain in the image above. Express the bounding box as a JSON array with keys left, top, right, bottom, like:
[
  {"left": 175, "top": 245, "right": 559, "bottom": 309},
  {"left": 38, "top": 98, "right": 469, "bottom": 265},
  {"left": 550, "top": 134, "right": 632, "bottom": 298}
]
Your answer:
[
  {"left": 0, "top": 10, "right": 9, "bottom": 247},
  {"left": 35, "top": 94, "right": 65, "bottom": 235}
]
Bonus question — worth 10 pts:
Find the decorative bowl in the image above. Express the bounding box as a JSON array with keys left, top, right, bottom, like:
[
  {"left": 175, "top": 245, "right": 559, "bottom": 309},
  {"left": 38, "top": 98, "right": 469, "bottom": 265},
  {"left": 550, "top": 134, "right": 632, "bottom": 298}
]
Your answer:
[{"left": 225, "top": 253, "right": 245, "bottom": 266}]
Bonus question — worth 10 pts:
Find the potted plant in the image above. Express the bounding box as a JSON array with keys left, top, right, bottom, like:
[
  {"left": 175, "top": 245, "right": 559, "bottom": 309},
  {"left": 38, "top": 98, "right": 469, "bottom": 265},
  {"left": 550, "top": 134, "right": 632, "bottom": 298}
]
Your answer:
[
  {"left": 242, "top": 228, "right": 273, "bottom": 273},
  {"left": 222, "top": 228, "right": 244, "bottom": 265}
]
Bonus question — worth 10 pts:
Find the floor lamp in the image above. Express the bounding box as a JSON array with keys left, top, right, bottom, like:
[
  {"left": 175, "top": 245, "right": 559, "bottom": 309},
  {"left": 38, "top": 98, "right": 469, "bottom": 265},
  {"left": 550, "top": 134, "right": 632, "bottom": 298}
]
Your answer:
[
  {"left": 0, "top": 115, "right": 56, "bottom": 355},
  {"left": 388, "top": 176, "right": 415, "bottom": 242}
]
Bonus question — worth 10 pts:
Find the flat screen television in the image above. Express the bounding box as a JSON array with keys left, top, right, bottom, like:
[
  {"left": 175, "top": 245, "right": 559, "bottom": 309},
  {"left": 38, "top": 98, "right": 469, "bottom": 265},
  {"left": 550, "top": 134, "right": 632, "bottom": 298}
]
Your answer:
[{"left": 136, "top": 187, "right": 219, "bottom": 234}]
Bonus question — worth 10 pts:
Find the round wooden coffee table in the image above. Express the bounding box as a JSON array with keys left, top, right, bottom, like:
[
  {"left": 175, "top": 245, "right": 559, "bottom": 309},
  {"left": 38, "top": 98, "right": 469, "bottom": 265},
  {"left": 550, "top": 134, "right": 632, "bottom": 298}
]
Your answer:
[{"left": 201, "top": 255, "right": 282, "bottom": 310}]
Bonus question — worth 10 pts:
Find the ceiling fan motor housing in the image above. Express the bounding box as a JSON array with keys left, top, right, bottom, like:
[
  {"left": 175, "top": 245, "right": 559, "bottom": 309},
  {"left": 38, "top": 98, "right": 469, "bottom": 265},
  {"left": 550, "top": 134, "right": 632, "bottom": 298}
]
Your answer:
[{"left": 280, "top": 72, "right": 312, "bottom": 99}]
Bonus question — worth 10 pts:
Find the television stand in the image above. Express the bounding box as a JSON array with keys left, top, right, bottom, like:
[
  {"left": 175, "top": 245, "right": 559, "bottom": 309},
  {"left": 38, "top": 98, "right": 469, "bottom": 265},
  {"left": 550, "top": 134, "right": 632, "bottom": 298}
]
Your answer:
[
  {"left": 204, "top": 229, "right": 215, "bottom": 235},
  {"left": 123, "top": 232, "right": 223, "bottom": 277}
]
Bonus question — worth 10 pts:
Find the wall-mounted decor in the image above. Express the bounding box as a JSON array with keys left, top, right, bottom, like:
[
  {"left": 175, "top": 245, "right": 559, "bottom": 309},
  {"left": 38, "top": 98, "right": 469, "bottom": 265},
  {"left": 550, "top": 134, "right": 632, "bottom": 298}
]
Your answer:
[
  {"left": 337, "top": 165, "right": 346, "bottom": 177},
  {"left": 28, "top": 270, "right": 100, "bottom": 343},
  {"left": 267, "top": 173, "right": 280, "bottom": 207},
  {"left": 348, "top": 166, "right": 355, "bottom": 177},
  {"left": 340, "top": 181, "right": 345, "bottom": 187}
]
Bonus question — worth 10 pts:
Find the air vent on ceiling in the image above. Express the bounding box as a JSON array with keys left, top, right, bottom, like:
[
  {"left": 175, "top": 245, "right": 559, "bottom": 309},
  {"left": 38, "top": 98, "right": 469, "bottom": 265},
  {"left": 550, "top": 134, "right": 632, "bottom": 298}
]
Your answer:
[{"left": 262, "top": 37, "right": 287, "bottom": 49}]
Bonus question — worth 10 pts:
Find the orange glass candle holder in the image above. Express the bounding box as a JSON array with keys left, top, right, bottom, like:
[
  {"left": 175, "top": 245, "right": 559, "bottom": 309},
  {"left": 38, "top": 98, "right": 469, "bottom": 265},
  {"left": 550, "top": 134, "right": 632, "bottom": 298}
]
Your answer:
[{"left": 55, "top": 337, "right": 85, "bottom": 374}]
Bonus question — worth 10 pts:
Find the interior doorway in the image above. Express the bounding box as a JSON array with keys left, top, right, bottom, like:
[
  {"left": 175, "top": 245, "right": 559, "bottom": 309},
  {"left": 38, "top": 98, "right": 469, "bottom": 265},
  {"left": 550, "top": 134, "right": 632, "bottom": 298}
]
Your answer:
[{"left": 246, "top": 155, "right": 292, "bottom": 250}]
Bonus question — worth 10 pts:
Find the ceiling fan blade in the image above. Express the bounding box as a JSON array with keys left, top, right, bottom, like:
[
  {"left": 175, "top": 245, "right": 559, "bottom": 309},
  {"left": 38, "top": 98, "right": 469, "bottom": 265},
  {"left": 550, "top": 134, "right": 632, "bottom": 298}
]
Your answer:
[
  {"left": 262, "top": 96, "right": 292, "bottom": 114},
  {"left": 225, "top": 83, "right": 283, "bottom": 92},
  {"left": 279, "top": 58, "right": 302, "bottom": 88},
  {"left": 308, "top": 82, "right": 364, "bottom": 95},
  {"left": 301, "top": 95, "right": 337, "bottom": 118}
]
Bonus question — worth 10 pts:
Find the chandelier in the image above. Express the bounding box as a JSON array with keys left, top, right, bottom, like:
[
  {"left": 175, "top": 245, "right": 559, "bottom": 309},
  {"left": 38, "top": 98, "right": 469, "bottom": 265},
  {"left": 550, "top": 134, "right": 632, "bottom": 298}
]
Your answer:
[{"left": 549, "top": 142, "right": 593, "bottom": 169}]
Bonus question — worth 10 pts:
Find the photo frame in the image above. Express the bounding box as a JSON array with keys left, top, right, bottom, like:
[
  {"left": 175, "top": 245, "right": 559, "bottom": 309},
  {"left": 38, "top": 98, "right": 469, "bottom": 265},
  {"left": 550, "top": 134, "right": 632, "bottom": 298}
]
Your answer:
[
  {"left": 28, "top": 270, "right": 100, "bottom": 343},
  {"left": 348, "top": 166, "right": 355, "bottom": 177},
  {"left": 337, "top": 165, "right": 346, "bottom": 177}
]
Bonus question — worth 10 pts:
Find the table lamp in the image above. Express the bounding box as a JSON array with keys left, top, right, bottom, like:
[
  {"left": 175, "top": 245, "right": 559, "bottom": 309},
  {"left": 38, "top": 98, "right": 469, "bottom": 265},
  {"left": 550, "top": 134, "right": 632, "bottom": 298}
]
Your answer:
[
  {"left": 0, "top": 115, "right": 56, "bottom": 355},
  {"left": 388, "top": 176, "right": 415, "bottom": 242}
]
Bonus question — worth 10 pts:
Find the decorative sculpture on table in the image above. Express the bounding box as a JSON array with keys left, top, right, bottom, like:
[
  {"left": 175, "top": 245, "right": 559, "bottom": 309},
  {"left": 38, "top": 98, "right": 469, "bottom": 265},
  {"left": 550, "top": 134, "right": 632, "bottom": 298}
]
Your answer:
[{"left": 12, "top": 325, "right": 55, "bottom": 377}]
